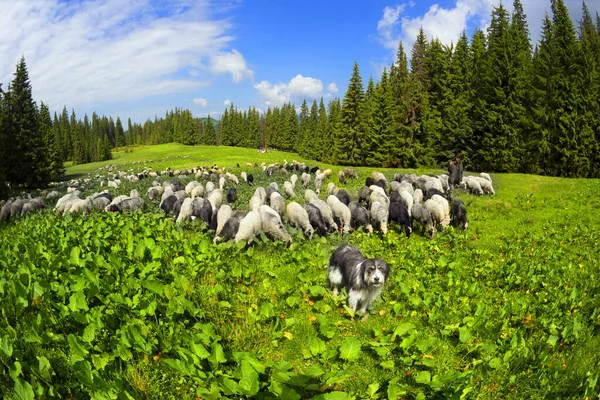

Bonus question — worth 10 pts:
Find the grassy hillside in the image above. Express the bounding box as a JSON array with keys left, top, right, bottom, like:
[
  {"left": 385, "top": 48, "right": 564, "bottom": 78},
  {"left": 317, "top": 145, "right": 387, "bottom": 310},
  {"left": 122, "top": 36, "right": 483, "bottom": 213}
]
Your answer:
[{"left": 1, "top": 145, "right": 599, "bottom": 399}]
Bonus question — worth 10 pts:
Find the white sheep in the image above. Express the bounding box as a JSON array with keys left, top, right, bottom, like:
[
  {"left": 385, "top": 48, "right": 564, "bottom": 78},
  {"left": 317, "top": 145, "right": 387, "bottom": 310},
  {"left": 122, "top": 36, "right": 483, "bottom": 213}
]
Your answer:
[
  {"left": 480, "top": 172, "right": 492, "bottom": 183},
  {"left": 206, "top": 190, "right": 223, "bottom": 212},
  {"left": 0, "top": 200, "right": 13, "bottom": 221},
  {"left": 327, "top": 182, "right": 339, "bottom": 196},
  {"left": 249, "top": 195, "right": 264, "bottom": 212},
  {"left": 226, "top": 172, "right": 239, "bottom": 185},
  {"left": 372, "top": 172, "right": 386, "bottom": 182},
  {"left": 290, "top": 174, "right": 298, "bottom": 188},
  {"left": 301, "top": 173, "right": 311, "bottom": 188},
  {"left": 413, "top": 188, "right": 424, "bottom": 204},
  {"left": 463, "top": 177, "right": 484, "bottom": 195},
  {"left": 270, "top": 192, "right": 286, "bottom": 217},
  {"left": 399, "top": 191, "right": 414, "bottom": 217},
  {"left": 130, "top": 189, "right": 140, "bottom": 198},
  {"left": 191, "top": 184, "right": 205, "bottom": 199},
  {"left": 205, "top": 181, "right": 215, "bottom": 195},
  {"left": 234, "top": 210, "right": 262, "bottom": 244},
  {"left": 215, "top": 205, "right": 233, "bottom": 237},
  {"left": 219, "top": 176, "right": 226, "bottom": 190},
  {"left": 286, "top": 202, "right": 314, "bottom": 238},
  {"left": 311, "top": 198, "right": 337, "bottom": 232},
  {"left": 185, "top": 181, "right": 201, "bottom": 195},
  {"left": 283, "top": 181, "right": 296, "bottom": 198},
  {"left": 304, "top": 189, "right": 318, "bottom": 203},
  {"left": 176, "top": 198, "right": 194, "bottom": 224},
  {"left": 474, "top": 176, "right": 495, "bottom": 195},
  {"left": 260, "top": 205, "right": 292, "bottom": 244},
  {"left": 424, "top": 199, "right": 446, "bottom": 229},
  {"left": 327, "top": 195, "right": 351, "bottom": 234},
  {"left": 68, "top": 197, "right": 93, "bottom": 215},
  {"left": 254, "top": 187, "right": 267, "bottom": 203},
  {"left": 315, "top": 176, "right": 323, "bottom": 195},
  {"left": 370, "top": 190, "right": 389, "bottom": 210},
  {"left": 370, "top": 201, "right": 389, "bottom": 234},
  {"left": 241, "top": 171, "right": 248, "bottom": 183}
]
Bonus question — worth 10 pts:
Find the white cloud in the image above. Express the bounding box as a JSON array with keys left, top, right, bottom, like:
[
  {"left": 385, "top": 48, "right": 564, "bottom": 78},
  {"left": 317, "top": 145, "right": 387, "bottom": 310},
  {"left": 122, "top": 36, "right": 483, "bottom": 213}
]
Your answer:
[
  {"left": 209, "top": 49, "right": 254, "bottom": 83},
  {"left": 327, "top": 82, "right": 338, "bottom": 93},
  {"left": 193, "top": 98, "right": 208, "bottom": 107},
  {"left": 209, "top": 111, "right": 221, "bottom": 118},
  {"left": 0, "top": 0, "right": 249, "bottom": 112},
  {"left": 254, "top": 74, "right": 325, "bottom": 107},
  {"left": 224, "top": 99, "right": 231, "bottom": 107},
  {"left": 376, "top": 0, "right": 599, "bottom": 55}
]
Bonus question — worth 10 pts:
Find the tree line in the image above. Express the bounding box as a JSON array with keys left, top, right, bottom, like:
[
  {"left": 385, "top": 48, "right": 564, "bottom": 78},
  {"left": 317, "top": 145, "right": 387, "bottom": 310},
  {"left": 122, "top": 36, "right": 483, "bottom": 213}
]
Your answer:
[{"left": 1, "top": 0, "right": 599, "bottom": 197}]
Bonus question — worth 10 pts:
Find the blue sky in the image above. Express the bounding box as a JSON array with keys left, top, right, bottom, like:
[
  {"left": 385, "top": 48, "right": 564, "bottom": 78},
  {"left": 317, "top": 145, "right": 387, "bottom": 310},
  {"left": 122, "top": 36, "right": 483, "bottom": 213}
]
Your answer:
[{"left": 0, "top": 0, "right": 597, "bottom": 124}]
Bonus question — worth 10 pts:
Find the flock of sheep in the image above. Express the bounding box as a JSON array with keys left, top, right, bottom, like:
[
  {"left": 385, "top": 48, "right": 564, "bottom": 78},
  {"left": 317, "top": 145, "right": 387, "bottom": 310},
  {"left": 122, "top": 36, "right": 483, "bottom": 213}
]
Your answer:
[{"left": 0, "top": 160, "right": 495, "bottom": 245}]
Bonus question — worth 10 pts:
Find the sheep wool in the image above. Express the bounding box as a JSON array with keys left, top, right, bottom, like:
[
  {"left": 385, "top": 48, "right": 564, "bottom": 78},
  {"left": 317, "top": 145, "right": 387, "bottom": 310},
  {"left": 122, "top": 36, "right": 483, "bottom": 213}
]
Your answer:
[
  {"left": 249, "top": 195, "right": 264, "bottom": 212},
  {"left": 290, "top": 174, "right": 298, "bottom": 188},
  {"left": 176, "top": 198, "right": 194, "bottom": 224},
  {"left": 215, "top": 205, "right": 233, "bottom": 237},
  {"left": 270, "top": 192, "right": 286, "bottom": 218},
  {"left": 370, "top": 201, "right": 389, "bottom": 235},
  {"left": 424, "top": 199, "right": 446, "bottom": 229},
  {"left": 304, "top": 189, "right": 318, "bottom": 203},
  {"left": 206, "top": 190, "right": 223, "bottom": 212},
  {"left": 283, "top": 181, "right": 296, "bottom": 198},
  {"left": 191, "top": 184, "right": 205, "bottom": 199},
  {"left": 327, "top": 195, "right": 351, "bottom": 234},
  {"left": 234, "top": 210, "right": 262, "bottom": 244},
  {"left": 185, "top": 181, "right": 201, "bottom": 195},
  {"left": 411, "top": 203, "right": 436, "bottom": 238},
  {"left": 260, "top": 205, "right": 292, "bottom": 244},
  {"left": 327, "top": 182, "right": 339, "bottom": 197},
  {"left": 399, "top": 191, "right": 414, "bottom": 217},
  {"left": 301, "top": 173, "right": 311, "bottom": 188},
  {"left": 286, "top": 202, "right": 314, "bottom": 238}
]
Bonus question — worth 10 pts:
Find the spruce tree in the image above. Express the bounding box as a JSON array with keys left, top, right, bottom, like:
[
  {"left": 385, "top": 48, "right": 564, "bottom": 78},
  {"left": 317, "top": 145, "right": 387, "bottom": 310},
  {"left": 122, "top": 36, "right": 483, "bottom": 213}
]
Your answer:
[
  {"left": 248, "top": 108, "right": 261, "bottom": 149},
  {"left": 315, "top": 97, "right": 328, "bottom": 161},
  {"left": 39, "top": 102, "right": 64, "bottom": 180},
  {"left": 423, "top": 38, "right": 449, "bottom": 163},
  {"left": 468, "top": 29, "right": 489, "bottom": 170},
  {"left": 334, "top": 61, "right": 367, "bottom": 165},
  {"left": 325, "top": 99, "right": 341, "bottom": 162},
  {"left": 303, "top": 100, "right": 319, "bottom": 159},
  {"left": 0, "top": 85, "right": 8, "bottom": 197},
  {"left": 389, "top": 41, "right": 411, "bottom": 166},
  {"left": 298, "top": 99, "right": 309, "bottom": 155},
  {"left": 115, "top": 117, "right": 125, "bottom": 148},
  {"left": 365, "top": 68, "right": 394, "bottom": 167},
  {"left": 204, "top": 116, "right": 217, "bottom": 145}
]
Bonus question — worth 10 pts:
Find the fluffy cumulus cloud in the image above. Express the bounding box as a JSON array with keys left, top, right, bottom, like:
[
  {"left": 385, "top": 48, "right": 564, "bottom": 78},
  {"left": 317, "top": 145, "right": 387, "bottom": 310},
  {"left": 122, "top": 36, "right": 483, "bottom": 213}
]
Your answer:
[
  {"left": 0, "top": 0, "right": 251, "bottom": 111},
  {"left": 223, "top": 99, "right": 232, "bottom": 107},
  {"left": 193, "top": 98, "right": 208, "bottom": 107},
  {"left": 327, "top": 82, "right": 339, "bottom": 94},
  {"left": 376, "top": 0, "right": 598, "bottom": 55},
  {"left": 254, "top": 74, "right": 326, "bottom": 107}
]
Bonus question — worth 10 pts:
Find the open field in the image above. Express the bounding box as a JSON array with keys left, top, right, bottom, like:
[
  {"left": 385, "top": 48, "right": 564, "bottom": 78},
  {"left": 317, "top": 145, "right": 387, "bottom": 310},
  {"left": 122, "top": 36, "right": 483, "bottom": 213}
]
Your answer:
[{"left": 1, "top": 144, "right": 599, "bottom": 399}]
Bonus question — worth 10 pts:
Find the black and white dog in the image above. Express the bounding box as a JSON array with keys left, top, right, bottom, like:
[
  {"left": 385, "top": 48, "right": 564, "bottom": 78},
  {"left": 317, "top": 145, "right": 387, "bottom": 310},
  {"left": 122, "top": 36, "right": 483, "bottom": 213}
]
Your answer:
[{"left": 328, "top": 244, "right": 391, "bottom": 314}]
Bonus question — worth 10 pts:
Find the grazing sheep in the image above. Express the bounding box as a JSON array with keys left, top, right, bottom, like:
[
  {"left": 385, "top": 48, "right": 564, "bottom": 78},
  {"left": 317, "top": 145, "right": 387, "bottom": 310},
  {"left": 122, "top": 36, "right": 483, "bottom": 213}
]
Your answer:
[
  {"left": 301, "top": 173, "right": 311, "bottom": 188},
  {"left": 68, "top": 197, "right": 94, "bottom": 215},
  {"left": 370, "top": 201, "right": 389, "bottom": 235},
  {"left": 168, "top": 179, "right": 184, "bottom": 192},
  {"left": 413, "top": 189, "right": 424, "bottom": 205},
  {"left": 226, "top": 172, "right": 239, "bottom": 185},
  {"left": 270, "top": 192, "right": 286, "bottom": 218},
  {"left": 370, "top": 190, "right": 389, "bottom": 210},
  {"left": 219, "top": 177, "right": 226, "bottom": 190},
  {"left": 399, "top": 191, "right": 414, "bottom": 216},
  {"left": 372, "top": 172, "right": 386, "bottom": 182},
  {"left": 438, "top": 174, "right": 449, "bottom": 192},
  {"left": 234, "top": 210, "right": 262, "bottom": 244},
  {"left": 130, "top": 189, "right": 140, "bottom": 198},
  {"left": 205, "top": 181, "right": 215, "bottom": 195},
  {"left": 226, "top": 188, "right": 237, "bottom": 204},
  {"left": 290, "top": 174, "right": 298, "bottom": 188},
  {"left": 315, "top": 176, "right": 323, "bottom": 195},
  {"left": 425, "top": 188, "right": 445, "bottom": 201},
  {"left": 287, "top": 202, "right": 314, "bottom": 238},
  {"left": 172, "top": 197, "right": 186, "bottom": 220},
  {"left": 474, "top": 176, "right": 495, "bottom": 195},
  {"left": 311, "top": 198, "right": 338, "bottom": 232},
  {"left": 411, "top": 203, "right": 436, "bottom": 239},
  {"left": 327, "top": 183, "right": 339, "bottom": 197},
  {"left": 343, "top": 168, "right": 358, "bottom": 179},
  {"left": 10, "top": 199, "right": 29, "bottom": 217},
  {"left": 304, "top": 189, "right": 318, "bottom": 203},
  {"left": 336, "top": 189, "right": 351, "bottom": 206},
  {"left": 192, "top": 197, "right": 213, "bottom": 226},
  {"left": 206, "top": 190, "right": 223, "bottom": 213},
  {"left": 424, "top": 199, "right": 446, "bottom": 230},
  {"left": 338, "top": 170, "right": 346, "bottom": 184},
  {"left": 249, "top": 195, "right": 264, "bottom": 212},
  {"left": 241, "top": 171, "right": 248, "bottom": 183},
  {"left": 185, "top": 181, "right": 201, "bottom": 195},
  {"left": 431, "top": 194, "right": 450, "bottom": 222},
  {"left": 110, "top": 197, "right": 145, "bottom": 213},
  {"left": 92, "top": 196, "right": 110, "bottom": 210},
  {"left": 283, "top": 181, "right": 296, "bottom": 198},
  {"left": 365, "top": 177, "right": 375, "bottom": 187},
  {"left": 215, "top": 205, "right": 233, "bottom": 237},
  {"left": 390, "top": 191, "right": 403, "bottom": 206},
  {"left": 46, "top": 191, "right": 60, "bottom": 200},
  {"left": 322, "top": 169, "right": 333, "bottom": 178},
  {"left": 247, "top": 174, "right": 254, "bottom": 185},
  {"left": 191, "top": 184, "right": 205, "bottom": 199},
  {"left": 160, "top": 195, "right": 178, "bottom": 215},
  {"left": 174, "top": 190, "right": 186, "bottom": 200},
  {"left": 327, "top": 195, "right": 351, "bottom": 235},
  {"left": 21, "top": 198, "right": 46, "bottom": 217},
  {"left": 254, "top": 187, "right": 267, "bottom": 203},
  {"left": 309, "top": 166, "right": 319, "bottom": 174},
  {"left": 0, "top": 200, "right": 13, "bottom": 221},
  {"left": 463, "top": 177, "right": 484, "bottom": 196},
  {"left": 304, "top": 203, "right": 328, "bottom": 236},
  {"left": 450, "top": 199, "right": 469, "bottom": 230},
  {"left": 374, "top": 179, "right": 388, "bottom": 195},
  {"left": 147, "top": 186, "right": 164, "bottom": 200},
  {"left": 265, "top": 186, "right": 279, "bottom": 203},
  {"left": 358, "top": 186, "right": 370, "bottom": 205},
  {"left": 389, "top": 202, "right": 412, "bottom": 237},
  {"left": 480, "top": 172, "right": 492, "bottom": 183},
  {"left": 214, "top": 211, "right": 246, "bottom": 243},
  {"left": 390, "top": 181, "right": 402, "bottom": 193},
  {"left": 349, "top": 201, "right": 373, "bottom": 234},
  {"left": 393, "top": 173, "right": 403, "bottom": 182},
  {"left": 260, "top": 205, "right": 292, "bottom": 244}
]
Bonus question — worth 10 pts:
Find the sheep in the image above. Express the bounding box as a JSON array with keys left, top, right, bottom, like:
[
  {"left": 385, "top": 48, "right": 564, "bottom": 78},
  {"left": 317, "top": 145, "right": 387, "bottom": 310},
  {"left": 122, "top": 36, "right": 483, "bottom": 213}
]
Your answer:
[
  {"left": 301, "top": 173, "right": 311, "bottom": 188},
  {"left": 191, "top": 184, "right": 205, "bottom": 199},
  {"left": 480, "top": 172, "right": 492, "bottom": 183},
  {"left": 270, "top": 192, "right": 286, "bottom": 218},
  {"left": 0, "top": 200, "right": 13, "bottom": 221},
  {"left": 390, "top": 181, "right": 402, "bottom": 193},
  {"left": 338, "top": 170, "right": 346, "bottom": 184},
  {"left": 160, "top": 188, "right": 175, "bottom": 203},
  {"left": 389, "top": 202, "right": 412, "bottom": 237},
  {"left": 369, "top": 185, "right": 386, "bottom": 198},
  {"left": 327, "top": 183, "right": 338, "bottom": 197},
  {"left": 218, "top": 176, "right": 225, "bottom": 190},
  {"left": 425, "top": 188, "right": 445, "bottom": 201},
  {"left": 413, "top": 189, "right": 424, "bottom": 205},
  {"left": 160, "top": 195, "right": 178, "bottom": 215},
  {"left": 68, "top": 197, "right": 94, "bottom": 215},
  {"left": 253, "top": 187, "right": 267, "bottom": 203},
  {"left": 130, "top": 189, "right": 140, "bottom": 198},
  {"left": 185, "top": 181, "right": 201, "bottom": 195},
  {"left": 215, "top": 205, "right": 233, "bottom": 237},
  {"left": 283, "top": 181, "right": 296, "bottom": 198},
  {"left": 372, "top": 172, "right": 386, "bottom": 182},
  {"left": 304, "top": 203, "right": 328, "bottom": 236},
  {"left": 269, "top": 182, "right": 279, "bottom": 192},
  {"left": 147, "top": 186, "right": 164, "bottom": 200},
  {"left": 424, "top": 199, "right": 446, "bottom": 230},
  {"left": 336, "top": 189, "right": 351, "bottom": 206},
  {"left": 214, "top": 211, "right": 246, "bottom": 243},
  {"left": 226, "top": 172, "right": 239, "bottom": 185},
  {"left": 309, "top": 166, "right": 319, "bottom": 174},
  {"left": 370, "top": 201, "right": 389, "bottom": 235},
  {"left": 463, "top": 177, "right": 484, "bottom": 196},
  {"left": 174, "top": 190, "right": 187, "bottom": 200},
  {"left": 287, "top": 202, "right": 314, "bottom": 238},
  {"left": 304, "top": 189, "right": 318, "bottom": 203},
  {"left": 450, "top": 199, "right": 469, "bottom": 230},
  {"left": 247, "top": 174, "right": 254, "bottom": 185},
  {"left": 431, "top": 194, "right": 450, "bottom": 223},
  {"left": 167, "top": 179, "right": 184, "bottom": 192},
  {"left": 206, "top": 190, "right": 223, "bottom": 213},
  {"left": 205, "top": 181, "right": 215, "bottom": 195},
  {"left": 290, "top": 174, "right": 298, "bottom": 188},
  {"left": 370, "top": 190, "right": 389, "bottom": 210},
  {"left": 393, "top": 173, "right": 403, "bottom": 182},
  {"left": 358, "top": 186, "right": 370, "bottom": 205},
  {"left": 260, "top": 205, "right": 292, "bottom": 244},
  {"left": 21, "top": 198, "right": 46, "bottom": 217},
  {"left": 311, "top": 198, "right": 338, "bottom": 232},
  {"left": 438, "top": 174, "right": 449, "bottom": 192},
  {"left": 241, "top": 171, "right": 248, "bottom": 183},
  {"left": 322, "top": 169, "right": 333, "bottom": 178},
  {"left": 46, "top": 191, "right": 60, "bottom": 200},
  {"left": 315, "top": 175, "right": 323, "bottom": 195},
  {"left": 10, "top": 199, "right": 28, "bottom": 217},
  {"left": 92, "top": 196, "right": 110, "bottom": 210},
  {"left": 111, "top": 197, "right": 145, "bottom": 213},
  {"left": 343, "top": 168, "right": 358, "bottom": 179},
  {"left": 192, "top": 197, "right": 213, "bottom": 226},
  {"left": 390, "top": 191, "right": 404, "bottom": 206},
  {"left": 411, "top": 203, "right": 436, "bottom": 239},
  {"left": 234, "top": 210, "right": 262, "bottom": 244},
  {"left": 327, "top": 195, "right": 351, "bottom": 235},
  {"left": 349, "top": 201, "right": 373, "bottom": 234},
  {"left": 474, "top": 176, "right": 495, "bottom": 195},
  {"left": 226, "top": 188, "right": 237, "bottom": 204},
  {"left": 172, "top": 197, "right": 186, "bottom": 220},
  {"left": 249, "top": 195, "right": 264, "bottom": 212}
]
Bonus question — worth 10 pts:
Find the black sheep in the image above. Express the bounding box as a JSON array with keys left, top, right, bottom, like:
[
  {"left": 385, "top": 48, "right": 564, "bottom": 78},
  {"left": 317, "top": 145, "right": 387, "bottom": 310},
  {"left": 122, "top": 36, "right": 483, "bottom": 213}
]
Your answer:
[
  {"left": 172, "top": 197, "right": 186, "bottom": 221},
  {"left": 365, "top": 177, "right": 375, "bottom": 187},
  {"left": 450, "top": 199, "right": 469, "bottom": 230},
  {"left": 169, "top": 179, "right": 184, "bottom": 192},
  {"left": 218, "top": 211, "right": 246, "bottom": 242},
  {"left": 304, "top": 203, "right": 328, "bottom": 236},
  {"left": 349, "top": 202, "right": 372, "bottom": 233},
  {"left": 160, "top": 195, "right": 177, "bottom": 215},
  {"left": 425, "top": 188, "right": 445, "bottom": 201},
  {"left": 336, "top": 189, "right": 351, "bottom": 206},
  {"left": 247, "top": 174, "right": 254, "bottom": 185},
  {"left": 389, "top": 202, "right": 412, "bottom": 238},
  {"left": 375, "top": 179, "right": 387, "bottom": 195},
  {"left": 265, "top": 186, "right": 279, "bottom": 204},
  {"left": 192, "top": 198, "right": 213, "bottom": 226},
  {"left": 94, "top": 192, "right": 113, "bottom": 202},
  {"left": 390, "top": 191, "right": 402, "bottom": 204},
  {"left": 309, "top": 166, "right": 319, "bottom": 174},
  {"left": 358, "top": 186, "right": 370, "bottom": 205},
  {"left": 226, "top": 188, "right": 238, "bottom": 204}
]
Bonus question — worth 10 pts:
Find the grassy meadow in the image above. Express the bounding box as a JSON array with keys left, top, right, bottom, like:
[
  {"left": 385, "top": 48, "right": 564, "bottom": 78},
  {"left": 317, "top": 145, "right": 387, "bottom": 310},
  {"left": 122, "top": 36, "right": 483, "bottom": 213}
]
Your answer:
[{"left": 1, "top": 143, "right": 599, "bottom": 399}]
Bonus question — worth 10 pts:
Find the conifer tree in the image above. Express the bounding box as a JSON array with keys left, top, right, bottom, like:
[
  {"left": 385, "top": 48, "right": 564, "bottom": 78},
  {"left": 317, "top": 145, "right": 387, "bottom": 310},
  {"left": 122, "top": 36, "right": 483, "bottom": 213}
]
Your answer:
[
  {"left": 423, "top": 38, "right": 449, "bottom": 162},
  {"left": 248, "top": 108, "right": 261, "bottom": 149},
  {"left": 298, "top": 99, "right": 309, "bottom": 155},
  {"left": 315, "top": 97, "right": 328, "bottom": 161},
  {"left": 303, "top": 100, "right": 319, "bottom": 159},
  {"left": 0, "top": 85, "right": 8, "bottom": 196},
  {"left": 468, "top": 29, "right": 489, "bottom": 170},
  {"left": 335, "top": 61, "right": 366, "bottom": 165},
  {"left": 366, "top": 68, "right": 394, "bottom": 167},
  {"left": 39, "top": 102, "right": 64, "bottom": 180},
  {"left": 325, "top": 99, "right": 341, "bottom": 162},
  {"left": 389, "top": 41, "right": 411, "bottom": 166},
  {"left": 115, "top": 117, "right": 125, "bottom": 148},
  {"left": 204, "top": 115, "right": 217, "bottom": 145}
]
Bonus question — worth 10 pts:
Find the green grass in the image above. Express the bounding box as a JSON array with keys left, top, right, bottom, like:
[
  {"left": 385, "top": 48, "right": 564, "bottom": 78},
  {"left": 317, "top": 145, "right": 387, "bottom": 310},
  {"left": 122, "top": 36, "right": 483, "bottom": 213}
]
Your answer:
[{"left": 1, "top": 144, "right": 599, "bottom": 399}]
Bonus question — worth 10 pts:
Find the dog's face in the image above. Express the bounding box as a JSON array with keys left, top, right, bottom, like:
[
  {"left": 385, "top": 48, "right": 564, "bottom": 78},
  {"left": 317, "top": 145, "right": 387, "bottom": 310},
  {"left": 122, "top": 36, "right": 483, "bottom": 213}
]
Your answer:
[{"left": 362, "top": 259, "right": 390, "bottom": 287}]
